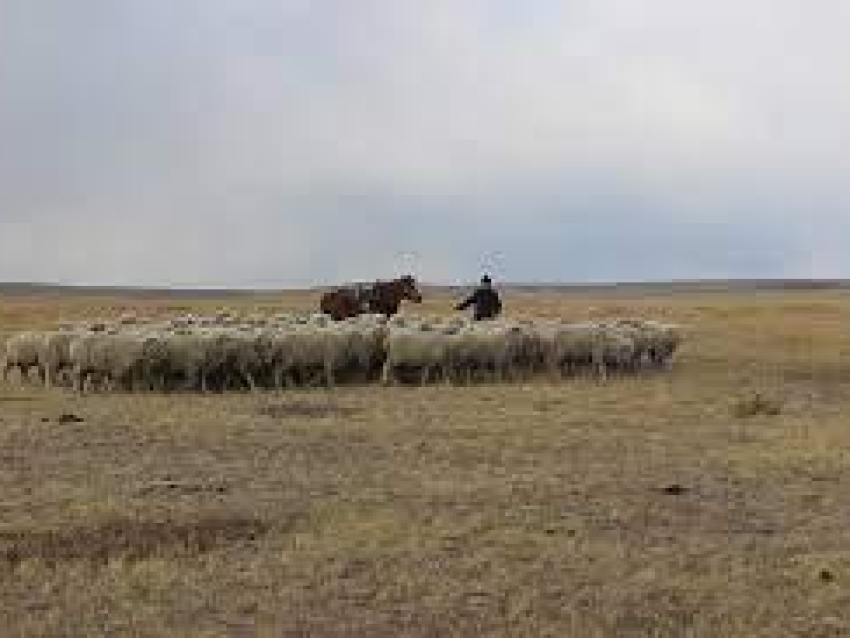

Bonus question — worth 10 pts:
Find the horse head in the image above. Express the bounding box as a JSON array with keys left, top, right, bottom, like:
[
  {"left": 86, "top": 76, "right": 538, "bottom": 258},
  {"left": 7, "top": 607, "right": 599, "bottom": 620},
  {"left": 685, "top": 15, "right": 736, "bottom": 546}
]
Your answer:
[{"left": 397, "top": 275, "right": 423, "bottom": 303}]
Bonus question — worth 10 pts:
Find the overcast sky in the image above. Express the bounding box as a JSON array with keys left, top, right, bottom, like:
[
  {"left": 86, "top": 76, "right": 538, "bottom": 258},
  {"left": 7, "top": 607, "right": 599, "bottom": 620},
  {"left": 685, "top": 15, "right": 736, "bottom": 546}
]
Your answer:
[{"left": 1, "top": 1, "right": 848, "bottom": 287}]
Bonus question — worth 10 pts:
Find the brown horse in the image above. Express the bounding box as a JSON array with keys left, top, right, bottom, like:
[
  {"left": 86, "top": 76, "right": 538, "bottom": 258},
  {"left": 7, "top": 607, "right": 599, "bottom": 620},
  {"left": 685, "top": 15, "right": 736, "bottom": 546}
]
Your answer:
[
  {"left": 367, "top": 275, "right": 423, "bottom": 316},
  {"left": 319, "top": 287, "right": 364, "bottom": 321},
  {"left": 320, "top": 276, "right": 422, "bottom": 321}
]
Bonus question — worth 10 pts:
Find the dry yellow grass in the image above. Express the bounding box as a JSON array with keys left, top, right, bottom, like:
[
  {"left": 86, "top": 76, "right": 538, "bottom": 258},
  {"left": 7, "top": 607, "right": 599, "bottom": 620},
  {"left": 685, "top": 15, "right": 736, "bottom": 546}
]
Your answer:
[{"left": 0, "top": 287, "right": 848, "bottom": 636}]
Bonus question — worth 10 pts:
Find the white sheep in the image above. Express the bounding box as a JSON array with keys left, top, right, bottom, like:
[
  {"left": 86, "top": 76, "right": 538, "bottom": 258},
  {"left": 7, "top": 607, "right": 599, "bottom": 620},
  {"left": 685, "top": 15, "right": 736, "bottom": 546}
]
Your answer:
[
  {"left": 1, "top": 331, "right": 44, "bottom": 385},
  {"left": 382, "top": 328, "right": 449, "bottom": 385},
  {"left": 162, "top": 330, "right": 216, "bottom": 392},
  {"left": 2, "top": 310, "right": 683, "bottom": 393},
  {"left": 644, "top": 321, "right": 683, "bottom": 368},
  {"left": 38, "top": 331, "right": 77, "bottom": 389},
  {"left": 596, "top": 325, "right": 637, "bottom": 379},
  {"left": 287, "top": 327, "right": 332, "bottom": 387},
  {"left": 541, "top": 321, "right": 601, "bottom": 378},
  {"left": 69, "top": 332, "right": 144, "bottom": 393}
]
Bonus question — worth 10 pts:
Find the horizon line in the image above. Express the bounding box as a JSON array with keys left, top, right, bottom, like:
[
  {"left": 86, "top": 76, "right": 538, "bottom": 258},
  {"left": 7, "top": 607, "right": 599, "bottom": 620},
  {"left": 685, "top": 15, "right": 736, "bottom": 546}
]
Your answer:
[{"left": 0, "top": 278, "right": 845, "bottom": 295}]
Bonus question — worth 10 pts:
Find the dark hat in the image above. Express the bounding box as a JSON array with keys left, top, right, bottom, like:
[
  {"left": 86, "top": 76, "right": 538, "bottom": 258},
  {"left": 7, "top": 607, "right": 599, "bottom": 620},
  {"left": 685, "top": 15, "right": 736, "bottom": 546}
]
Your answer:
[{"left": 481, "top": 274, "right": 492, "bottom": 284}]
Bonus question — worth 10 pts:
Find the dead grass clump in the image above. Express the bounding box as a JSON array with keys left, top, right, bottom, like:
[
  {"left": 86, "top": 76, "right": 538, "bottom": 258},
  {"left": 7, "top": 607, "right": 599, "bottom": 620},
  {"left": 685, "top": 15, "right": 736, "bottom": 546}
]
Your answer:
[
  {"left": 135, "top": 479, "right": 230, "bottom": 497},
  {"left": 0, "top": 516, "right": 269, "bottom": 568},
  {"left": 260, "top": 401, "right": 359, "bottom": 420},
  {"left": 732, "top": 392, "right": 783, "bottom": 418}
]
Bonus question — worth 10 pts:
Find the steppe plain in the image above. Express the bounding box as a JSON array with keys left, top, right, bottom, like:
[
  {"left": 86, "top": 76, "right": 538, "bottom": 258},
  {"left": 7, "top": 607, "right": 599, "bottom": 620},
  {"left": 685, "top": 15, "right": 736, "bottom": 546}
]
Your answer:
[{"left": 0, "top": 284, "right": 847, "bottom": 636}]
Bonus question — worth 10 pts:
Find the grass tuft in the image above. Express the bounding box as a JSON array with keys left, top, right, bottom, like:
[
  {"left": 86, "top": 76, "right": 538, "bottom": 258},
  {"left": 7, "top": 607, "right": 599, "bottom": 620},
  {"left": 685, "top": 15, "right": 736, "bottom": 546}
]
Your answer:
[{"left": 732, "top": 392, "right": 783, "bottom": 418}]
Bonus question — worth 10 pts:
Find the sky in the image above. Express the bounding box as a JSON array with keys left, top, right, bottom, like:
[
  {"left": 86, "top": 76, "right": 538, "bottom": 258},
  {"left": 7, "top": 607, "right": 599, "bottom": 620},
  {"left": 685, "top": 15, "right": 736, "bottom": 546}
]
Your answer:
[{"left": 0, "top": 1, "right": 848, "bottom": 287}]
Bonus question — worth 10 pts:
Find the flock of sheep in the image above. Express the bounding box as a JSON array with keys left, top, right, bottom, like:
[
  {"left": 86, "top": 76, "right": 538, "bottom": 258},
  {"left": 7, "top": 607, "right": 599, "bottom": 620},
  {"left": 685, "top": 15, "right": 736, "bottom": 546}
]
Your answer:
[{"left": 1, "top": 311, "right": 682, "bottom": 393}]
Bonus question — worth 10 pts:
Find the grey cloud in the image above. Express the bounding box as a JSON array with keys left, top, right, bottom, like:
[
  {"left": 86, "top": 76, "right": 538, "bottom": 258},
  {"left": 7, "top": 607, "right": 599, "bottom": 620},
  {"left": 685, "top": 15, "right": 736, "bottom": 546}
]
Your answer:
[{"left": 1, "top": 1, "right": 848, "bottom": 286}]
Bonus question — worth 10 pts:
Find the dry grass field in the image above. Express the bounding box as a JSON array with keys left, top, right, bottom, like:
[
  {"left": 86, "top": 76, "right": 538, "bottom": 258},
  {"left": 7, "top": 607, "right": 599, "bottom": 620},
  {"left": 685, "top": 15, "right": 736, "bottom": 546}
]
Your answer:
[{"left": 0, "top": 287, "right": 848, "bottom": 636}]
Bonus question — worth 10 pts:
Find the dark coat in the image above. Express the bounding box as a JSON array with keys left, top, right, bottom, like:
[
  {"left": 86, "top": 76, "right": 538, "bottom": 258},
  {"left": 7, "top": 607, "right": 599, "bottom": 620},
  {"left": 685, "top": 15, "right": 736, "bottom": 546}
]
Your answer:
[{"left": 456, "top": 286, "right": 502, "bottom": 321}]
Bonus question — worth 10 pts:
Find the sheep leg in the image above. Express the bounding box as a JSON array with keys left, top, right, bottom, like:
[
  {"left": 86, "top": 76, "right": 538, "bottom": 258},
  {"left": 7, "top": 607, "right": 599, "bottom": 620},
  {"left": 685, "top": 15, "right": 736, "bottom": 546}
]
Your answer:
[
  {"left": 441, "top": 367, "right": 452, "bottom": 386},
  {"left": 243, "top": 370, "right": 257, "bottom": 393},
  {"left": 324, "top": 362, "right": 335, "bottom": 389},
  {"left": 651, "top": 349, "right": 664, "bottom": 369},
  {"left": 380, "top": 360, "right": 394, "bottom": 386},
  {"left": 546, "top": 355, "right": 561, "bottom": 383},
  {"left": 182, "top": 369, "right": 195, "bottom": 392},
  {"left": 85, "top": 372, "right": 99, "bottom": 393},
  {"left": 494, "top": 363, "right": 506, "bottom": 383},
  {"left": 279, "top": 368, "right": 291, "bottom": 391},
  {"left": 73, "top": 367, "right": 86, "bottom": 394},
  {"left": 53, "top": 367, "right": 69, "bottom": 389},
  {"left": 444, "top": 367, "right": 457, "bottom": 385},
  {"left": 593, "top": 353, "right": 607, "bottom": 383},
  {"left": 28, "top": 365, "right": 38, "bottom": 386}
]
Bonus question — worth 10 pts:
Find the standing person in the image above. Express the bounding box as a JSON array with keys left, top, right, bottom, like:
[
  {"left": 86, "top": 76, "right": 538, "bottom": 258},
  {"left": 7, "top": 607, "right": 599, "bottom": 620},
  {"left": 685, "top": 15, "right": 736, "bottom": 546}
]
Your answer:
[{"left": 455, "top": 275, "right": 502, "bottom": 321}]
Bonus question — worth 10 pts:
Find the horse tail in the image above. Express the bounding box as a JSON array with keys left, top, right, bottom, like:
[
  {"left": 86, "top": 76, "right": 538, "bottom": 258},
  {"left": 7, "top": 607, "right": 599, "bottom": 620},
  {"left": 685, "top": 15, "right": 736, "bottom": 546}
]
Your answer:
[{"left": 319, "top": 292, "right": 334, "bottom": 316}]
